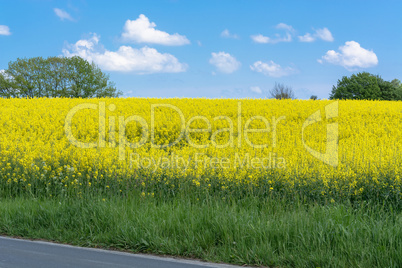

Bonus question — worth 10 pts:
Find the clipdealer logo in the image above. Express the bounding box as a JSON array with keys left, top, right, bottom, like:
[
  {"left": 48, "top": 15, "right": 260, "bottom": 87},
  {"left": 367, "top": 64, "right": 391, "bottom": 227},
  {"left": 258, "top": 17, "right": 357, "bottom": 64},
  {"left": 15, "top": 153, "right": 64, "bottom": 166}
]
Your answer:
[
  {"left": 64, "top": 101, "right": 338, "bottom": 167},
  {"left": 64, "top": 102, "right": 286, "bottom": 161},
  {"left": 302, "top": 101, "right": 339, "bottom": 167}
]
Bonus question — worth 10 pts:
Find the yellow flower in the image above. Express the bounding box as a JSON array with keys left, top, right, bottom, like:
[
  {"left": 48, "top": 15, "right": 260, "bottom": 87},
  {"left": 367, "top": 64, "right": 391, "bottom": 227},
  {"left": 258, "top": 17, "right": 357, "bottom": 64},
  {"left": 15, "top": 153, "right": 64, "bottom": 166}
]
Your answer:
[{"left": 0, "top": 98, "right": 400, "bottom": 202}]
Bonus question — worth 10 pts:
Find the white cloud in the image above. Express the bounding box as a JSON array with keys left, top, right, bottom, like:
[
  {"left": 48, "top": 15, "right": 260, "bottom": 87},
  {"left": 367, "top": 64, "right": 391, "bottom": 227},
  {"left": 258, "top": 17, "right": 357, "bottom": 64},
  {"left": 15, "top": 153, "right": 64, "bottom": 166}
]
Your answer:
[
  {"left": 209, "top": 52, "right": 241, "bottom": 74},
  {"left": 220, "top": 29, "right": 239, "bottom": 39},
  {"left": 319, "top": 41, "right": 378, "bottom": 70},
  {"left": 62, "top": 34, "right": 188, "bottom": 74},
  {"left": 251, "top": 23, "right": 294, "bottom": 44},
  {"left": 275, "top": 23, "right": 295, "bottom": 33},
  {"left": 298, "top": 27, "right": 333, "bottom": 42},
  {"left": 54, "top": 8, "right": 74, "bottom": 21},
  {"left": 121, "top": 14, "right": 190, "bottom": 46},
  {"left": 315, "top": 28, "right": 334, "bottom": 42},
  {"left": 124, "top": 90, "right": 135, "bottom": 97},
  {"left": 275, "top": 33, "right": 292, "bottom": 43},
  {"left": 251, "top": 33, "right": 292, "bottom": 44},
  {"left": 250, "top": 86, "right": 262, "bottom": 94},
  {"left": 250, "top": 60, "right": 296, "bottom": 77},
  {"left": 0, "top": 25, "right": 11, "bottom": 35},
  {"left": 298, "top": 33, "right": 315, "bottom": 42},
  {"left": 251, "top": 34, "right": 270, "bottom": 44}
]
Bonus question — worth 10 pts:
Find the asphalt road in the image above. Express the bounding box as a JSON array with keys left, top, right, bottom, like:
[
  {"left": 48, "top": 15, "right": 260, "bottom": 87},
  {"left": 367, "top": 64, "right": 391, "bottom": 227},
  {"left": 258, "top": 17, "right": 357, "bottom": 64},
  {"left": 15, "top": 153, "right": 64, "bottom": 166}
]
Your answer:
[{"left": 0, "top": 236, "right": 240, "bottom": 268}]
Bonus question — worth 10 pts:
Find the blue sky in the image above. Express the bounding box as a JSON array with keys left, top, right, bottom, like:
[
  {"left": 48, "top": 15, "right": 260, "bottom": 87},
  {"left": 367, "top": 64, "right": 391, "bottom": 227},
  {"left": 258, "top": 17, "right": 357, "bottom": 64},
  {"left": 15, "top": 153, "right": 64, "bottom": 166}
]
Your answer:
[{"left": 1, "top": 0, "right": 401, "bottom": 99}]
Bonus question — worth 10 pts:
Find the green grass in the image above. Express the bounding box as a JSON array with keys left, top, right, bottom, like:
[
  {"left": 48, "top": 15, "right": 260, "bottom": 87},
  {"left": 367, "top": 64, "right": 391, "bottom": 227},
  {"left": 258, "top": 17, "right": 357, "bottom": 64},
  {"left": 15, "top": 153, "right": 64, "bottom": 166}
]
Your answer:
[{"left": 1, "top": 195, "right": 402, "bottom": 267}]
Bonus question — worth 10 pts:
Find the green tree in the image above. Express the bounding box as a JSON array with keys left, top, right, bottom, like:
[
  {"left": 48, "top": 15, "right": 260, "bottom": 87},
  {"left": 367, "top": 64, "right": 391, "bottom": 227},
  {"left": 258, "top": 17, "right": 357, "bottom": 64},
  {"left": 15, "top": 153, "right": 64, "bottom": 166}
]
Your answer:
[
  {"left": 0, "top": 70, "right": 14, "bottom": 97},
  {"left": 330, "top": 72, "right": 400, "bottom": 101},
  {"left": 391, "top": 79, "right": 401, "bottom": 88},
  {"left": 0, "top": 56, "right": 121, "bottom": 98},
  {"left": 378, "top": 79, "right": 398, "bottom": 101},
  {"left": 391, "top": 79, "right": 402, "bottom": 100}
]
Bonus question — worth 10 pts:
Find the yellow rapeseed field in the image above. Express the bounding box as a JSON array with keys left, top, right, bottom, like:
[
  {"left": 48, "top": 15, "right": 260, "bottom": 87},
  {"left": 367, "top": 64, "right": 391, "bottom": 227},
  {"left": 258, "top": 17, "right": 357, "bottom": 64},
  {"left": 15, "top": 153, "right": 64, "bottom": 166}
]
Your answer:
[{"left": 0, "top": 98, "right": 401, "bottom": 202}]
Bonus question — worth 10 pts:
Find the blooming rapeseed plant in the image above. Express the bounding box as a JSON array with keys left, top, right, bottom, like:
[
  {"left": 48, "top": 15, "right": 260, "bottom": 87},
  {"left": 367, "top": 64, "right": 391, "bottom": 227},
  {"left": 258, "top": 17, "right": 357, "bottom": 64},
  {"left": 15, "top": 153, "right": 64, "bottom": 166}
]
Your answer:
[{"left": 0, "top": 98, "right": 400, "bottom": 202}]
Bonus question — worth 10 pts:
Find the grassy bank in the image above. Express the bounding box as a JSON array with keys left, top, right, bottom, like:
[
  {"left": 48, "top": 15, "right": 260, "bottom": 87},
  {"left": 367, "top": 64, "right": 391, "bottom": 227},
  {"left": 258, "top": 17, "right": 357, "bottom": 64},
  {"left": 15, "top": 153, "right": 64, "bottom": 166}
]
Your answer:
[
  {"left": 1, "top": 196, "right": 401, "bottom": 267},
  {"left": 1, "top": 98, "right": 402, "bottom": 267}
]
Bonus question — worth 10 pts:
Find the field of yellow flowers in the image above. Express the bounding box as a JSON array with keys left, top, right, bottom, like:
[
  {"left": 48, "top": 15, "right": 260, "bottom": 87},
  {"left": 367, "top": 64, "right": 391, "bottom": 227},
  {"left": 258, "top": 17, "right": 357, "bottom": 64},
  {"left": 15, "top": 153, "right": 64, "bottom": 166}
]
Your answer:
[{"left": 0, "top": 98, "right": 401, "bottom": 203}]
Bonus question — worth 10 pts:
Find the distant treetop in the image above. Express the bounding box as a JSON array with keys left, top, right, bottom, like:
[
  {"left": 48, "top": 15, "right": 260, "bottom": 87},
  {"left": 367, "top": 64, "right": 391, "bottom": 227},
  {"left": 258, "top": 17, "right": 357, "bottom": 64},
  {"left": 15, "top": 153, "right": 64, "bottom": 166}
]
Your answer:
[{"left": 330, "top": 72, "right": 401, "bottom": 101}]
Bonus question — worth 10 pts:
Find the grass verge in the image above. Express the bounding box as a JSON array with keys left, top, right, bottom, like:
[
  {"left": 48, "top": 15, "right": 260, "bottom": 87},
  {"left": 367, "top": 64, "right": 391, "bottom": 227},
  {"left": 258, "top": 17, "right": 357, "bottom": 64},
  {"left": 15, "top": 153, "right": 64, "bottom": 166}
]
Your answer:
[{"left": 0, "top": 196, "right": 401, "bottom": 267}]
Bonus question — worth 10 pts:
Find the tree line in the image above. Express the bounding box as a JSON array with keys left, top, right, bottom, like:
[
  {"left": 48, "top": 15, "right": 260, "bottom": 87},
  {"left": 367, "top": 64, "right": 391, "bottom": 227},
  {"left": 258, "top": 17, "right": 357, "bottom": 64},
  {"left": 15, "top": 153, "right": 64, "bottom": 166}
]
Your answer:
[
  {"left": 0, "top": 56, "right": 121, "bottom": 98},
  {"left": 1, "top": 56, "right": 400, "bottom": 101},
  {"left": 269, "top": 72, "right": 402, "bottom": 101}
]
